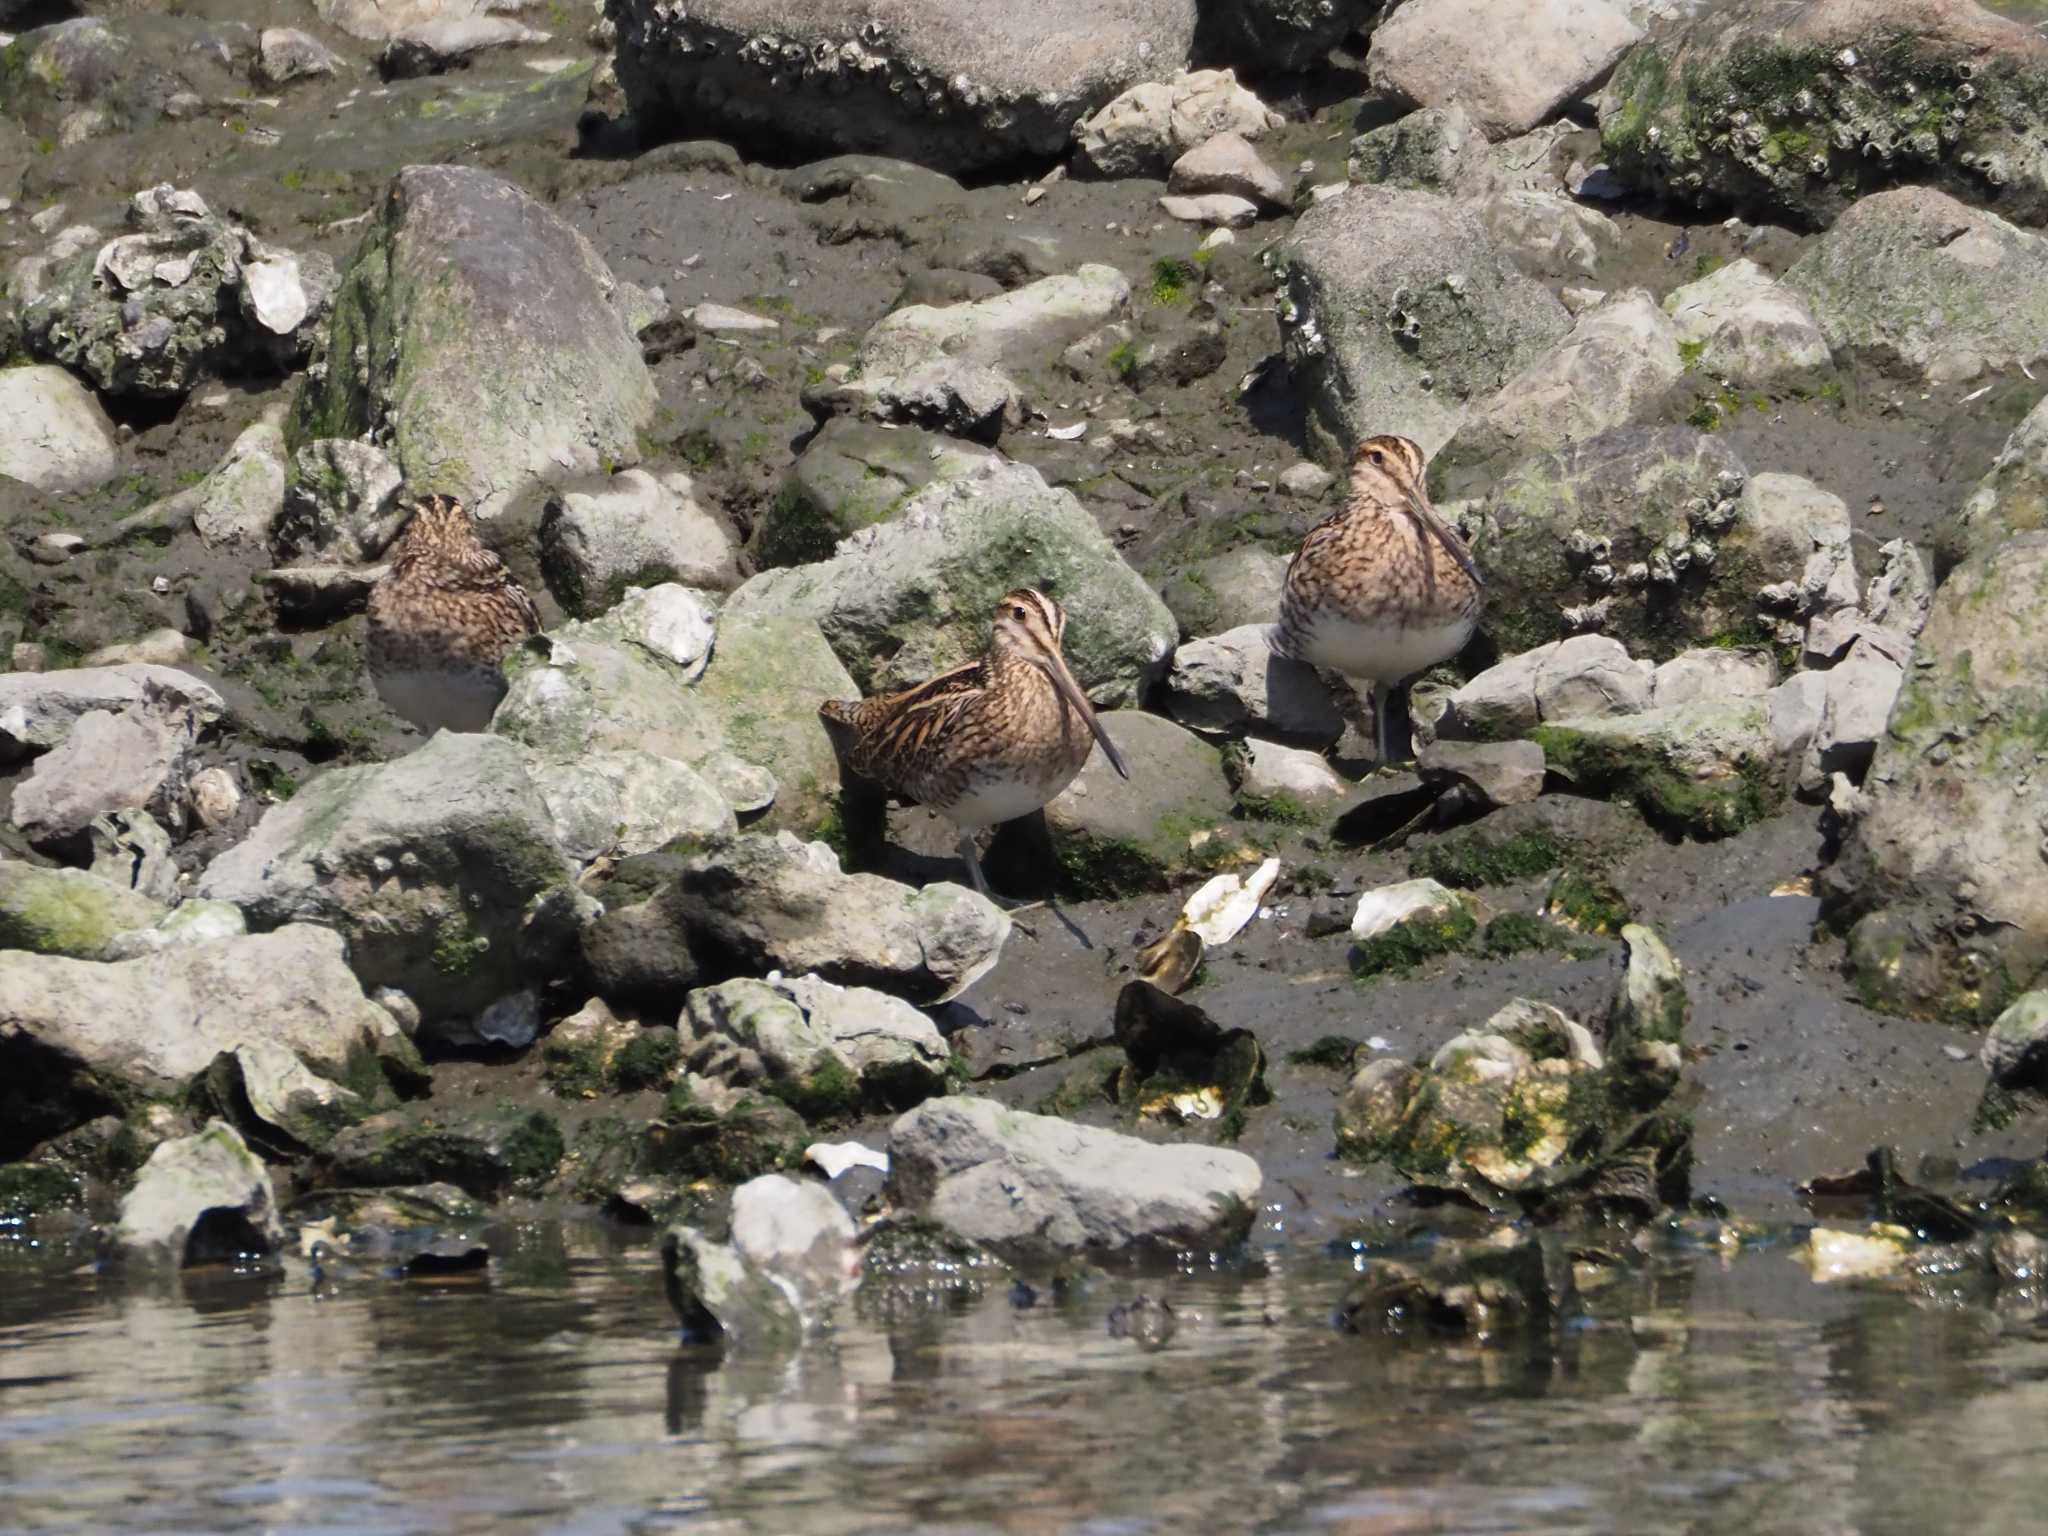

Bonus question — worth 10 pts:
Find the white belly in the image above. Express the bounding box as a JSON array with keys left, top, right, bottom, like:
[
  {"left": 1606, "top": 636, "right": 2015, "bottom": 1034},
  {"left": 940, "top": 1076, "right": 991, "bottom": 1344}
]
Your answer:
[
  {"left": 1294, "top": 613, "right": 1476, "bottom": 684},
  {"left": 942, "top": 767, "right": 1080, "bottom": 831}
]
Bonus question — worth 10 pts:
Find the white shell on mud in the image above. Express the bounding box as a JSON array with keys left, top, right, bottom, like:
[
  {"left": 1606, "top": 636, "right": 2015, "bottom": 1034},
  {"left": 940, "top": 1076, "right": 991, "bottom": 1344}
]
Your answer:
[
  {"left": 1350, "top": 877, "right": 1464, "bottom": 940},
  {"left": 1181, "top": 856, "right": 1279, "bottom": 947},
  {"left": 804, "top": 1140, "right": 889, "bottom": 1179},
  {"left": 244, "top": 256, "right": 311, "bottom": 335}
]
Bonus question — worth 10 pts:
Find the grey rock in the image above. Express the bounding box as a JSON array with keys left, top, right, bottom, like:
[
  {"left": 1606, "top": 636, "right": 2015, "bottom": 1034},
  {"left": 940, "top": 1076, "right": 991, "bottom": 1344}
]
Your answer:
[
  {"left": 1983, "top": 991, "right": 2048, "bottom": 1095},
  {"left": 112, "top": 405, "right": 287, "bottom": 548},
  {"left": 1784, "top": 187, "right": 2048, "bottom": 385},
  {"left": 83, "top": 631, "right": 191, "bottom": 669},
  {"left": 663, "top": 1174, "right": 859, "bottom": 1345},
  {"left": 763, "top": 416, "right": 1002, "bottom": 569},
  {"left": 1369, "top": 0, "right": 1642, "bottom": 140},
  {"left": 1273, "top": 185, "right": 1572, "bottom": 458},
  {"left": 1347, "top": 104, "right": 1492, "bottom": 194},
  {"left": 1231, "top": 738, "right": 1356, "bottom": 811},
  {"left": 1742, "top": 471, "right": 1856, "bottom": 621},
  {"left": 1650, "top": 646, "right": 1778, "bottom": 708},
  {"left": 1478, "top": 189, "right": 1621, "bottom": 279},
  {"left": 11, "top": 709, "right": 186, "bottom": 844},
  {"left": 86, "top": 808, "right": 181, "bottom": 905},
  {"left": 1441, "top": 634, "right": 1651, "bottom": 740},
  {"left": 1073, "top": 68, "right": 1277, "bottom": 179},
  {"left": 116, "top": 1121, "right": 283, "bottom": 1264},
  {"left": 725, "top": 458, "right": 1175, "bottom": 709},
  {"left": 1159, "top": 546, "right": 1291, "bottom": 638},
  {"left": 1534, "top": 695, "right": 1782, "bottom": 836},
  {"left": 320, "top": 1098, "right": 566, "bottom": 1200},
  {"left": 0, "top": 664, "right": 223, "bottom": 762},
  {"left": 1598, "top": 0, "right": 2048, "bottom": 230},
  {"left": 1435, "top": 290, "right": 1681, "bottom": 483},
  {"left": 0, "top": 862, "right": 163, "bottom": 959},
  {"left": 1830, "top": 533, "right": 2048, "bottom": 1020},
  {"left": 291, "top": 165, "right": 656, "bottom": 518},
  {"left": 314, "top": 0, "right": 530, "bottom": 41},
  {"left": 379, "top": 14, "right": 547, "bottom": 75},
  {"left": 1955, "top": 391, "right": 2048, "bottom": 563},
  {"left": 196, "top": 732, "right": 575, "bottom": 1030},
  {"left": 205, "top": 1040, "right": 368, "bottom": 1153},
  {"left": 1169, "top": 132, "right": 1289, "bottom": 209},
  {"left": 1662, "top": 257, "right": 1833, "bottom": 393},
  {"left": 20, "top": 185, "right": 335, "bottom": 399},
  {"left": 811, "top": 266, "right": 1129, "bottom": 443},
  {"left": 254, "top": 26, "right": 343, "bottom": 87},
  {"left": 0, "top": 926, "right": 408, "bottom": 1152},
  {"left": 682, "top": 973, "right": 948, "bottom": 1103},
  {"left": 613, "top": 0, "right": 1198, "bottom": 176},
  {"left": 887, "top": 1094, "right": 1262, "bottom": 1260},
  {"left": 1278, "top": 462, "right": 1334, "bottom": 499},
  {"left": 1417, "top": 738, "right": 1547, "bottom": 808},
  {"left": 541, "top": 469, "right": 738, "bottom": 617},
  {"left": 0, "top": 366, "right": 119, "bottom": 493},
  {"left": 1165, "top": 623, "right": 1346, "bottom": 745},
  {"left": 532, "top": 750, "right": 736, "bottom": 864},
  {"left": 495, "top": 600, "right": 857, "bottom": 830},
  {"left": 671, "top": 833, "right": 1010, "bottom": 1007},
  {"left": 1158, "top": 192, "right": 1260, "bottom": 228},
  {"left": 273, "top": 438, "right": 406, "bottom": 563},
  {"left": 1035, "top": 711, "right": 1235, "bottom": 891}
]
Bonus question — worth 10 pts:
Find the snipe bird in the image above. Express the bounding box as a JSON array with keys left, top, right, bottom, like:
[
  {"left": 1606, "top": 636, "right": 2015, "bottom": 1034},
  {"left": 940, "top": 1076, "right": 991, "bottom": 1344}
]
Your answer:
[
  {"left": 818, "top": 588, "right": 1129, "bottom": 902},
  {"left": 366, "top": 494, "right": 540, "bottom": 736},
  {"left": 1273, "top": 434, "right": 1482, "bottom": 764}
]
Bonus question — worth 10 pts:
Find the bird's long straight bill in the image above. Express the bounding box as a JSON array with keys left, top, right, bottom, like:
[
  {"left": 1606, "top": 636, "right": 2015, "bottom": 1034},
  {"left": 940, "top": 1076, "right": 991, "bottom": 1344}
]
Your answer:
[
  {"left": 1407, "top": 490, "right": 1484, "bottom": 587},
  {"left": 1043, "top": 655, "right": 1130, "bottom": 780}
]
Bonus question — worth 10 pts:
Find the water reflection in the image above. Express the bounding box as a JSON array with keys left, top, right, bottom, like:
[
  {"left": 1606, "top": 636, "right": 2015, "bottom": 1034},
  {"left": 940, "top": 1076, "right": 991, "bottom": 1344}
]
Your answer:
[{"left": 2, "top": 1225, "right": 2046, "bottom": 1535}]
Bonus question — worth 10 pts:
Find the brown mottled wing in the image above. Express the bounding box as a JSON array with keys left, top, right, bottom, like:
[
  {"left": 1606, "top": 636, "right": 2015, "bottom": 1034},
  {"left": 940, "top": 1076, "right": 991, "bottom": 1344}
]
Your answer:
[
  {"left": 820, "top": 658, "right": 987, "bottom": 794},
  {"left": 424, "top": 540, "right": 542, "bottom": 637}
]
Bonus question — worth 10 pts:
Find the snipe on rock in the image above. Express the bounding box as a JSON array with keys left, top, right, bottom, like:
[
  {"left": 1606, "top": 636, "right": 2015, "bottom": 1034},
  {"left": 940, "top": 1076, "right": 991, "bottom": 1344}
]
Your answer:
[
  {"left": 365, "top": 494, "right": 540, "bottom": 736},
  {"left": 819, "top": 587, "right": 1129, "bottom": 903},
  {"left": 1272, "top": 434, "right": 1483, "bottom": 764}
]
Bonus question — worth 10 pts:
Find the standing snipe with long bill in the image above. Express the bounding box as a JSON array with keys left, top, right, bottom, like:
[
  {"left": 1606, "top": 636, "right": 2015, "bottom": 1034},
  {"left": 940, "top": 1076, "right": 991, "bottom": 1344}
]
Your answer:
[
  {"left": 1273, "top": 434, "right": 1483, "bottom": 763},
  {"left": 819, "top": 588, "right": 1129, "bottom": 902}
]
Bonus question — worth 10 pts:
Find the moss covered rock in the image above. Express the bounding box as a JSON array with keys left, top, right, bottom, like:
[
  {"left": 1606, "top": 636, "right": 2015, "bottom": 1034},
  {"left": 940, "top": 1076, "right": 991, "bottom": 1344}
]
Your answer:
[
  {"left": 321, "top": 1099, "right": 567, "bottom": 1199},
  {"left": 1598, "top": 0, "right": 2048, "bottom": 231},
  {"left": 1953, "top": 391, "right": 2048, "bottom": 566},
  {"left": 760, "top": 417, "right": 1002, "bottom": 570},
  {"left": 0, "top": 863, "right": 165, "bottom": 958},
  {"left": 495, "top": 597, "right": 858, "bottom": 832},
  {"left": 1825, "top": 531, "right": 2048, "bottom": 1024},
  {"left": 197, "top": 732, "right": 575, "bottom": 1031},
  {"left": 290, "top": 164, "right": 656, "bottom": 517},
  {"left": 1534, "top": 695, "right": 1784, "bottom": 837},
  {"left": 724, "top": 458, "right": 1175, "bottom": 709}
]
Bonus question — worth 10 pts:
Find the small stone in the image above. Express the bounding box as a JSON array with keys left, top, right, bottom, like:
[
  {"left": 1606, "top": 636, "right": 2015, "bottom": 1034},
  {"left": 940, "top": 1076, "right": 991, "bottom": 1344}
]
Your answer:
[
  {"left": 1168, "top": 131, "right": 1289, "bottom": 209},
  {"left": 1158, "top": 193, "right": 1260, "bottom": 228},
  {"left": 1279, "top": 461, "right": 1334, "bottom": 498},
  {"left": 691, "top": 303, "right": 780, "bottom": 334}
]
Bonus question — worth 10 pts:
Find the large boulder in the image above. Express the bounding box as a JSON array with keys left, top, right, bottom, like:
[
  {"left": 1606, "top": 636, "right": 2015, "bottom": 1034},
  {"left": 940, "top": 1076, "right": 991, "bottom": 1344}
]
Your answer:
[
  {"left": 0, "top": 926, "right": 406, "bottom": 1158},
  {"left": 582, "top": 832, "right": 1009, "bottom": 1009},
  {"left": 196, "top": 732, "right": 576, "bottom": 1030},
  {"left": 539, "top": 469, "right": 738, "bottom": 617},
  {"left": 1826, "top": 532, "right": 2048, "bottom": 1024},
  {"left": 763, "top": 417, "right": 1001, "bottom": 569},
  {"left": 681, "top": 973, "right": 949, "bottom": 1111},
  {"left": 493, "top": 588, "right": 858, "bottom": 830},
  {"left": 18, "top": 185, "right": 334, "bottom": 399},
  {"left": 808, "top": 266, "right": 1129, "bottom": 443},
  {"left": 1599, "top": 0, "right": 2048, "bottom": 230},
  {"left": 1369, "top": 0, "right": 1643, "bottom": 141},
  {"left": 1460, "top": 428, "right": 1847, "bottom": 662},
  {"left": 0, "top": 365, "right": 119, "bottom": 493},
  {"left": 115, "top": 1120, "right": 284, "bottom": 1264},
  {"left": 1952, "top": 388, "right": 2048, "bottom": 565},
  {"left": 887, "top": 1094, "right": 1262, "bottom": 1260},
  {"left": 1272, "top": 185, "right": 1572, "bottom": 459},
  {"left": 1432, "top": 291, "right": 1684, "bottom": 485},
  {"left": 291, "top": 165, "right": 657, "bottom": 517},
  {"left": 608, "top": 0, "right": 1198, "bottom": 175},
  {"left": 1783, "top": 186, "right": 2048, "bottom": 384},
  {"left": 724, "top": 458, "right": 1176, "bottom": 708},
  {"left": 1661, "top": 257, "right": 1834, "bottom": 394}
]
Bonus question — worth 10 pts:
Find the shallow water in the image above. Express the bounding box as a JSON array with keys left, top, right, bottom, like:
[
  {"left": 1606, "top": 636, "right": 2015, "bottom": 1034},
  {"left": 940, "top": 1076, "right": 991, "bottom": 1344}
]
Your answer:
[{"left": 6, "top": 1221, "right": 2048, "bottom": 1536}]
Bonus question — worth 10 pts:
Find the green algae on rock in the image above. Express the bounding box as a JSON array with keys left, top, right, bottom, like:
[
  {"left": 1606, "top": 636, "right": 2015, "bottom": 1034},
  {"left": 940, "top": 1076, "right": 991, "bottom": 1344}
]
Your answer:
[
  {"left": 1598, "top": 0, "right": 2048, "bottom": 231},
  {"left": 289, "top": 164, "right": 656, "bottom": 518},
  {"left": 1825, "top": 532, "right": 2048, "bottom": 1024},
  {"left": 1533, "top": 696, "right": 1785, "bottom": 838}
]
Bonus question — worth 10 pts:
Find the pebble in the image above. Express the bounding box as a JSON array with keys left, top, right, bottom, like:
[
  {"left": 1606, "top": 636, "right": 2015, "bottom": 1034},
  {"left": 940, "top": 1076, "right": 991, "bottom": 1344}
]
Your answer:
[{"left": 1279, "top": 462, "right": 1334, "bottom": 498}]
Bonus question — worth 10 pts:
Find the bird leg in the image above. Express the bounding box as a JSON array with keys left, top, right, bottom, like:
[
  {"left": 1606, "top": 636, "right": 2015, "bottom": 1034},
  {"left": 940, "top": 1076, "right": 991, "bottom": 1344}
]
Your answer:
[{"left": 957, "top": 832, "right": 1041, "bottom": 931}]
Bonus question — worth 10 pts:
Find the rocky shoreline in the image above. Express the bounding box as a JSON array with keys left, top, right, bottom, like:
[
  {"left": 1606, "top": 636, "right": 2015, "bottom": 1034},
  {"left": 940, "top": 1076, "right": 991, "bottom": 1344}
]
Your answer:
[{"left": 2, "top": 0, "right": 2047, "bottom": 1336}]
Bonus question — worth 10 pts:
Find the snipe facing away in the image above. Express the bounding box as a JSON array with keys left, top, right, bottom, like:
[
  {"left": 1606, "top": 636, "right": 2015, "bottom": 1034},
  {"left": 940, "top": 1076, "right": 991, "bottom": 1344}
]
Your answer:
[
  {"left": 819, "top": 588, "right": 1129, "bottom": 901},
  {"left": 365, "top": 494, "right": 541, "bottom": 736},
  {"left": 1273, "top": 434, "right": 1483, "bottom": 764}
]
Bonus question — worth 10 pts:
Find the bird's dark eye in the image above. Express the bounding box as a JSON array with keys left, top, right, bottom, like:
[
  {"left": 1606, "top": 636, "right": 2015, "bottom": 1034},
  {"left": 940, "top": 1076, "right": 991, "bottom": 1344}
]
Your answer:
[
  {"left": 1011, "top": 606, "right": 1028, "bottom": 620},
  {"left": 1368, "top": 448, "right": 1385, "bottom": 465}
]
